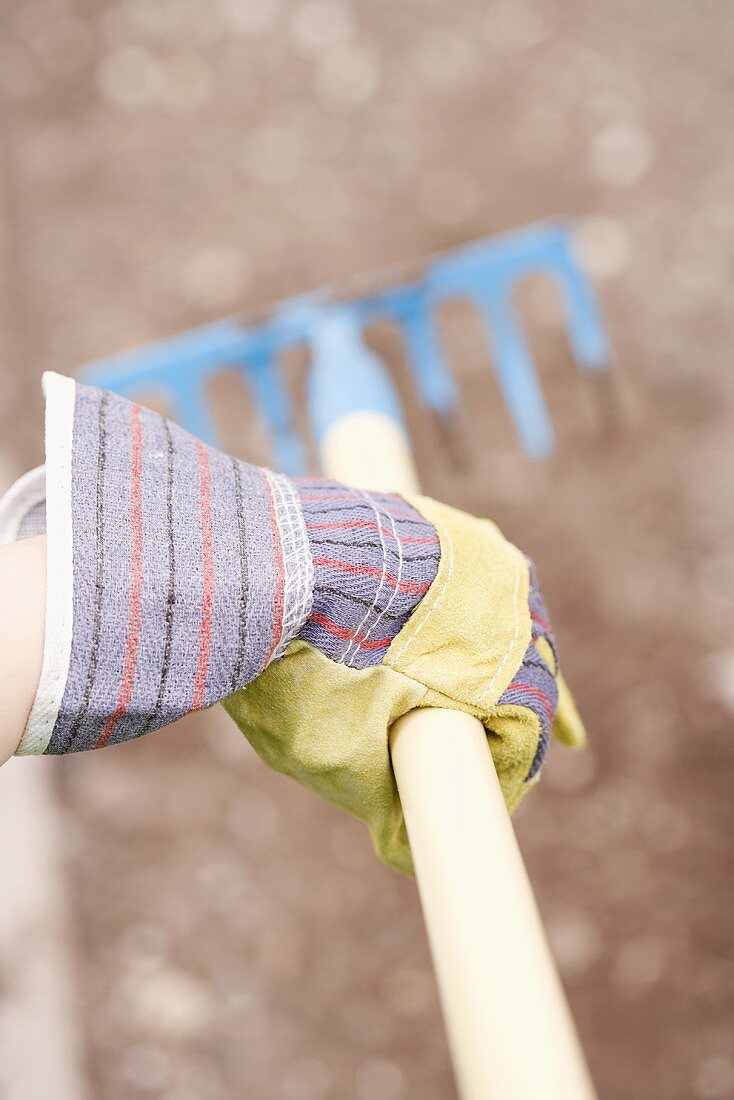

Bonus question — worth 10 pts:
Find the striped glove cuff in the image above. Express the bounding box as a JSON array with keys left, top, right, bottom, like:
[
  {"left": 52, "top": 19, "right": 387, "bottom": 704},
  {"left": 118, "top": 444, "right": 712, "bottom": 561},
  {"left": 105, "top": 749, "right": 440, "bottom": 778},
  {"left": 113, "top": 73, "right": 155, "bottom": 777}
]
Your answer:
[{"left": 0, "top": 374, "right": 440, "bottom": 755}]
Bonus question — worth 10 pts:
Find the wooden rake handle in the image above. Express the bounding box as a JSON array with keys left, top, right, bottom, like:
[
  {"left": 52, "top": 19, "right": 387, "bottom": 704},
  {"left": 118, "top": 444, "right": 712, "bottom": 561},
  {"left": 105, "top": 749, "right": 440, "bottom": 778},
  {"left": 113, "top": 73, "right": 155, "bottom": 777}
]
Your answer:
[{"left": 319, "top": 410, "right": 598, "bottom": 1100}]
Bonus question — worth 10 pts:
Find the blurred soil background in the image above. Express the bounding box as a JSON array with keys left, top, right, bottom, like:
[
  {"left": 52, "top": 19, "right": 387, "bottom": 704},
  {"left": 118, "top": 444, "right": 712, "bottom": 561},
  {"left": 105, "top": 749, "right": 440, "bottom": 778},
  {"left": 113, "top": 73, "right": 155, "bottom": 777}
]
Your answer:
[{"left": 1, "top": 1, "right": 733, "bottom": 1098}]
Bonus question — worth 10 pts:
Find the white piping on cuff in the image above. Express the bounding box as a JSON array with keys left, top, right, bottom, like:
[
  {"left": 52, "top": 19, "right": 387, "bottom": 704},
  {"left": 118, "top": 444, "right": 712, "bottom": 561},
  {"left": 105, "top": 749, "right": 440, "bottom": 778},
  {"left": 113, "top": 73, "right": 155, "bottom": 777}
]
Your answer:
[
  {"left": 0, "top": 466, "right": 46, "bottom": 544},
  {"left": 14, "top": 373, "right": 76, "bottom": 755}
]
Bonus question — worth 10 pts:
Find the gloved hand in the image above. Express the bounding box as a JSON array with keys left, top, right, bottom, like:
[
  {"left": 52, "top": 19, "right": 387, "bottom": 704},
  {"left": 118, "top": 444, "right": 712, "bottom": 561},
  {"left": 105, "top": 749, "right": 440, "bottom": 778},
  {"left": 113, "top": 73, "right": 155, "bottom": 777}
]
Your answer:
[
  {"left": 0, "top": 373, "right": 584, "bottom": 873},
  {"left": 224, "top": 495, "right": 585, "bottom": 873}
]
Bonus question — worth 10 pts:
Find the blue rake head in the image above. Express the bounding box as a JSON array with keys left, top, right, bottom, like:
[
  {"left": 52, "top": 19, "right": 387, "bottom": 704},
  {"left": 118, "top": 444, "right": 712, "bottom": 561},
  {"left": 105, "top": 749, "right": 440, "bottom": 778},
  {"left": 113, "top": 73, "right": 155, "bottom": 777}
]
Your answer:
[{"left": 80, "top": 220, "right": 611, "bottom": 476}]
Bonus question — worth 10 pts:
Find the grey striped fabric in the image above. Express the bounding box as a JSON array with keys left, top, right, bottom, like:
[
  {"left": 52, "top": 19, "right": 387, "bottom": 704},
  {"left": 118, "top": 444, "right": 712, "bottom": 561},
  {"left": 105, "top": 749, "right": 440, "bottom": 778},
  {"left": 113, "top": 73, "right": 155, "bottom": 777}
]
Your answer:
[
  {"left": 51, "top": 383, "right": 297, "bottom": 752},
  {"left": 498, "top": 560, "right": 559, "bottom": 780},
  {"left": 11, "top": 379, "right": 441, "bottom": 753},
  {"left": 296, "top": 479, "right": 442, "bottom": 668}
]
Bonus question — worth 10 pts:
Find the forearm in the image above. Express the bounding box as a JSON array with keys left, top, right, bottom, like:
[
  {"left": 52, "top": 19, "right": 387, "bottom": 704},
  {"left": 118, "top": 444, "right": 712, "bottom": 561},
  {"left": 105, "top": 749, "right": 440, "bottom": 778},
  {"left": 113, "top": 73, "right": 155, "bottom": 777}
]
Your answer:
[{"left": 0, "top": 535, "right": 46, "bottom": 766}]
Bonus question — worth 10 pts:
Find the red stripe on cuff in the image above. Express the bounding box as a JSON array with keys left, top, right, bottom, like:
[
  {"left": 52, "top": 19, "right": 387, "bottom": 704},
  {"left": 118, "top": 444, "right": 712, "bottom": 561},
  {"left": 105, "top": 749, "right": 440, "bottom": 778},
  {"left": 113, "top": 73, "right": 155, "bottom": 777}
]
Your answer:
[
  {"left": 531, "top": 611, "right": 554, "bottom": 635},
  {"left": 306, "top": 518, "right": 439, "bottom": 544},
  {"left": 309, "top": 612, "right": 391, "bottom": 650},
  {"left": 312, "top": 556, "right": 431, "bottom": 595},
  {"left": 506, "top": 682, "right": 555, "bottom": 722}
]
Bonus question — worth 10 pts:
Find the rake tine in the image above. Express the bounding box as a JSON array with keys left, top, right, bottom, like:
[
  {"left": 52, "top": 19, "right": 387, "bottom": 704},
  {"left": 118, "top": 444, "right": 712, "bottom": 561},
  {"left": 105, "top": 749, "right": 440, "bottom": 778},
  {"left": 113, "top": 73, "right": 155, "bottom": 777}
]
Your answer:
[
  {"left": 554, "top": 233, "right": 611, "bottom": 373},
  {"left": 392, "top": 291, "right": 460, "bottom": 416},
  {"left": 85, "top": 360, "right": 221, "bottom": 448},
  {"left": 393, "top": 293, "right": 470, "bottom": 463},
  {"left": 239, "top": 350, "right": 307, "bottom": 477},
  {"left": 165, "top": 366, "right": 221, "bottom": 447},
  {"left": 475, "top": 282, "right": 556, "bottom": 458},
  {"left": 546, "top": 231, "right": 619, "bottom": 436},
  {"left": 82, "top": 321, "right": 258, "bottom": 450}
]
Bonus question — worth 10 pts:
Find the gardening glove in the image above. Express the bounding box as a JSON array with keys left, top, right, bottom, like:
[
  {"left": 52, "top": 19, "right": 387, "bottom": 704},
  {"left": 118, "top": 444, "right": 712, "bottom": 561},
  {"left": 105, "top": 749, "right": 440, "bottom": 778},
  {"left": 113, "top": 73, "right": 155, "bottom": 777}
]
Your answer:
[{"left": 0, "top": 373, "right": 584, "bottom": 873}]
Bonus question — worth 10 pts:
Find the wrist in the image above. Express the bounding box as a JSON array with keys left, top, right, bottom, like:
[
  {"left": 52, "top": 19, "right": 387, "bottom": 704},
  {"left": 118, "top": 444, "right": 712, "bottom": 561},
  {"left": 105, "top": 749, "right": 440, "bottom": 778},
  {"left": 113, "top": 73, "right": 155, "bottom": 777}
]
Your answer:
[{"left": 0, "top": 536, "right": 46, "bottom": 764}]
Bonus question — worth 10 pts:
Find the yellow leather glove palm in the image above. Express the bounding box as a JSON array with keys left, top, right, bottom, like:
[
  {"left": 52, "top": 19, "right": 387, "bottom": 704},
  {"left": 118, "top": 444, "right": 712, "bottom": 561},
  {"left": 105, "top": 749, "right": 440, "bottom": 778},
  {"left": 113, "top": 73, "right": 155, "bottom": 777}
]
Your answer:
[{"left": 224, "top": 495, "right": 584, "bottom": 875}]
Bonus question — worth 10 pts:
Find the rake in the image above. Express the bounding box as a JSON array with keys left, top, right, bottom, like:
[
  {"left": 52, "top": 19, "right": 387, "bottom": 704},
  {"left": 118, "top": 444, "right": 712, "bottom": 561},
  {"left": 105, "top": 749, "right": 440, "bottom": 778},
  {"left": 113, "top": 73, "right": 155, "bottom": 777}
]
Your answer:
[{"left": 82, "top": 219, "right": 608, "bottom": 1100}]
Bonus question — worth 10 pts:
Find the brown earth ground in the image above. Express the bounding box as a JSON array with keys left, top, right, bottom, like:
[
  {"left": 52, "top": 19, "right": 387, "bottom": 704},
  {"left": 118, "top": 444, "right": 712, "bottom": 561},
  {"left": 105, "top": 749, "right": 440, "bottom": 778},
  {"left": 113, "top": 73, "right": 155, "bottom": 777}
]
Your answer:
[{"left": 1, "top": 2, "right": 733, "bottom": 1098}]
